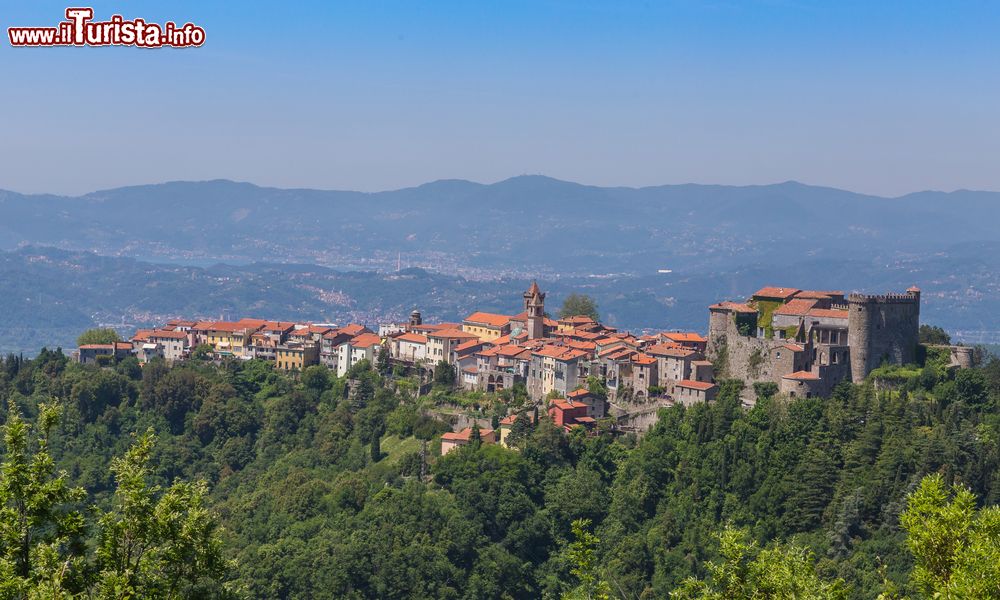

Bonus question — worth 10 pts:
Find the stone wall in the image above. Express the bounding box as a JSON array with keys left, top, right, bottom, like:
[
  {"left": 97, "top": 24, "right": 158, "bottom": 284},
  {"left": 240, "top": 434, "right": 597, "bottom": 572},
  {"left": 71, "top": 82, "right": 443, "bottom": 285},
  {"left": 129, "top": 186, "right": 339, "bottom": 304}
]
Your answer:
[{"left": 847, "top": 290, "right": 920, "bottom": 382}]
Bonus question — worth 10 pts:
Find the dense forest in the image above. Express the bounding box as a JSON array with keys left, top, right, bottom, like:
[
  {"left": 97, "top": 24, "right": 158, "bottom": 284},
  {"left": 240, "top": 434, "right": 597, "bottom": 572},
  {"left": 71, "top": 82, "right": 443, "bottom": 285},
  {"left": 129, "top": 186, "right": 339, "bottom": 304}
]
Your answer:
[{"left": 0, "top": 344, "right": 998, "bottom": 598}]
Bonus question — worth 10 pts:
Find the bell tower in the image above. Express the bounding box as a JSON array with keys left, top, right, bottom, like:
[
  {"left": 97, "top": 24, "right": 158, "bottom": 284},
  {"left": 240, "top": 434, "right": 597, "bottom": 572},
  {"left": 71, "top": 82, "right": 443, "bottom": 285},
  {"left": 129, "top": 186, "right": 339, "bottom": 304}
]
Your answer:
[{"left": 523, "top": 281, "right": 546, "bottom": 339}]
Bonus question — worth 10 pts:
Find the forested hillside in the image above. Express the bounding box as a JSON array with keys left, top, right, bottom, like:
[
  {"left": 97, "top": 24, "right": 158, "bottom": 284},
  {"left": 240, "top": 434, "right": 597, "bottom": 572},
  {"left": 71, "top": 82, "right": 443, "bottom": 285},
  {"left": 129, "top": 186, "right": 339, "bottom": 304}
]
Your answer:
[{"left": 0, "top": 348, "right": 998, "bottom": 598}]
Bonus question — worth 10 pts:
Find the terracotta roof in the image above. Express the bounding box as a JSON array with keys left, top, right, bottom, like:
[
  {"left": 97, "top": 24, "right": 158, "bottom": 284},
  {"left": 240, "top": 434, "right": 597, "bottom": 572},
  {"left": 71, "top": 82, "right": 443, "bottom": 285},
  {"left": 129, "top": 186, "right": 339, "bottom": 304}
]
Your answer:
[
  {"left": 238, "top": 318, "right": 269, "bottom": 328},
  {"left": 150, "top": 329, "right": 187, "bottom": 340},
  {"left": 79, "top": 344, "right": 116, "bottom": 350},
  {"left": 691, "top": 360, "right": 714, "bottom": 366},
  {"left": 676, "top": 380, "right": 717, "bottom": 391},
  {"left": 566, "top": 340, "right": 597, "bottom": 351},
  {"left": 774, "top": 298, "right": 818, "bottom": 316},
  {"left": 192, "top": 321, "right": 216, "bottom": 330},
  {"left": 782, "top": 370, "right": 821, "bottom": 380},
  {"left": 131, "top": 330, "right": 153, "bottom": 342},
  {"left": 500, "top": 412, "right": 537, "bottom": 426},
  {"left": 633, "top": 353, "right": 657, "bottom": 366},
  {"left": 663, "top": 332, "right": 707, "bottom": 343},
  {"left": 453, "top": 339, "right": 482, "bottom": 353},
  {"left": 349, "top": 333, "right": 382, "bottom": 348},
  {"left": 428, "top": 328, "right": 480, "bottom": 340},
  {"left": 550, "top": 398, "right": 586, "bottom": 411},
  {"left": 647, "top": 344, "right": 697, "bottom": 358},
  {"left": 783, "top": 343, "right": 805, "bottom": 352},
  {"left": 114, "top": 342, "right": 132, "bottom": 351},
  {"left": 464, "top": 311, "right": 512, "bottom": 328},
  {"left": 441, "top": 427, "right": 494, "bottom": 442},
  {"left": 533, "top": 345, "right": 588, "bottom": 361},
  {"left": 795, "top": 290, "right": 844, "bottom": 300},
  {"left": 462, "top": 366, "right": 478, "bottom": 374},
  {"left": 396, "top": 332, "right": 429, "bottom": 344},
  {"left": 262, "top": 321, "right": 296, "bottom": 333},
  {"left": 497, "top": 345, "right": 530, "bottom": 358},
  {"left": 322, "top": 331, "right": 353, "bottom": 345},
  {"left": 338, "top": 323, "right": 369, "bottom": 336},
  {"left": 806, "top": 308, "right": 849, "bottom": 320},
  {"left": 753, "top": 287, "right": 800, "bottom": 300},
  {"left": 560, "top": 315, "right": 596, "bottom": 324},
  {"left": 709, "top": 301, "right": 757, "bottom": 313},
  {"left": 205, "top": 321, "right": 256, "bottom": 333},
  {"left": 291, "top": 325, "right": 333, "bottom": 337}
]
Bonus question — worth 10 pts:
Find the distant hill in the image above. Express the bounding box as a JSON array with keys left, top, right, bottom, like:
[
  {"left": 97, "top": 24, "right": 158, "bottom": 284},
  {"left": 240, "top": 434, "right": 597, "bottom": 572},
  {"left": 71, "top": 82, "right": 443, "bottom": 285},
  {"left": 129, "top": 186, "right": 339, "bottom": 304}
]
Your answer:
[
  {"left": 3, "top": 177, "right": 1000, "bottom": 277},
  {"left": 2, "top": 243, "right": 999, "bottom": 355}
]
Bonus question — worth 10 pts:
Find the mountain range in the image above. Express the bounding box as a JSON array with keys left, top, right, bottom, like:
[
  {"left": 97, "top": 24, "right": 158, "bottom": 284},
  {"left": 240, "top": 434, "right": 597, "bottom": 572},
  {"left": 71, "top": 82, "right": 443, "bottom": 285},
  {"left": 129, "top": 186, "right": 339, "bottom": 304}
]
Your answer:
[{"left": 1, "top": 176, "right": 999, "bottom": 354}]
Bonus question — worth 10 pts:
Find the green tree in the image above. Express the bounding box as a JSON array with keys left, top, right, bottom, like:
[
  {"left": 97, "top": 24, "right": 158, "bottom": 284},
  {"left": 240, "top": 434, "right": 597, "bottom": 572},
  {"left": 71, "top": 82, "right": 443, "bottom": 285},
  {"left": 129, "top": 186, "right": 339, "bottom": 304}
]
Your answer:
[
  {"left": 77, "top": 328, "right": 122, "bottom": 346},
  {"left": 559, "top": 294, "right": 600, "bottom": 322},
  {"left": 562, "top": 519, "right": 611, "bottom": 600},
  {"left": 433, "top": 360, "right": 455, "bottom": 387},
  {"left": 192, "top": 343, "right": 215, "bottom": 361},
  {"left": 671, "top": 527, "right": 847, "bottom": 599},
  {"left": 0, "top": 405, "right": 86, "bottom": 596},
  {"left": 918, "top": 324, "right": 952, "bottom": 346},
  {"left": 897, "top": 474, "right": 1000, "bottom": 599},
  {"left": 95, "top": 430, "right": 233, "bottom": 598}
]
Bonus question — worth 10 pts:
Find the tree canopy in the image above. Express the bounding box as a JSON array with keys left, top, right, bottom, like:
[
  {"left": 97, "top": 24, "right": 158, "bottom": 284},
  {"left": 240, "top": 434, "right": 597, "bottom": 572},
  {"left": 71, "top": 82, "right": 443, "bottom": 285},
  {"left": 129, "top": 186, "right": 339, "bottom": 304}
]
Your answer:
[
  {"left": 76, "top": 328, "right": 122, "bottom": 346},
  {"left": 560, "top": 294, "right": 600, "bottom": 322},
  {"left": 1, "top": 346, "right": 999, "bottom": 598}
]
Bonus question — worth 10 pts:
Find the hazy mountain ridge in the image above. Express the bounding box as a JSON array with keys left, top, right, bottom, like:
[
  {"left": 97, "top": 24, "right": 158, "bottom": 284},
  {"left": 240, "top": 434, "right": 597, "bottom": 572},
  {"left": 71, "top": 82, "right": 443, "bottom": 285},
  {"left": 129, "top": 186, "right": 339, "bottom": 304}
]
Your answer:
[
  {"left": 2, "top": 177, "right": 999, "bottom": 275},
  {"left": 2, "top": 241, "right": 999, "bottom": 355}
]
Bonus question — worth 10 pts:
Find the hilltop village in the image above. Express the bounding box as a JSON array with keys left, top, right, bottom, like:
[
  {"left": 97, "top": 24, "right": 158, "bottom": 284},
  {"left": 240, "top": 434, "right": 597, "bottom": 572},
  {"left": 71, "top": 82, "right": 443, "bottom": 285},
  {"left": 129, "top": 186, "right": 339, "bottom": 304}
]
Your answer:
[{"left": 75, "top": 282, "right": 971, "bottom": 442}]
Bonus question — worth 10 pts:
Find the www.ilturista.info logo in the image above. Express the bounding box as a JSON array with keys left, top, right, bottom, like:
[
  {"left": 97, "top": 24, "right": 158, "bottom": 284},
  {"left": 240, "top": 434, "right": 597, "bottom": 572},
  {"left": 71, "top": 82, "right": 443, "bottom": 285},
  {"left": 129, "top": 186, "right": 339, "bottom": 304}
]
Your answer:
[{"left": 8, "top": 7, "right": 205, "bottom": 48}]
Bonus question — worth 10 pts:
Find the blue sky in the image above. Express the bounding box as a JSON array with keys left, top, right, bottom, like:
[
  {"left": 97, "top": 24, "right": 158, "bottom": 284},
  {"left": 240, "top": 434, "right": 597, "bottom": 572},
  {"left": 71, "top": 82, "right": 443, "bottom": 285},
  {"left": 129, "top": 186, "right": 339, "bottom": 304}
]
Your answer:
[{"left": 2, "top": 1, "right": 999, "bottom": 196}]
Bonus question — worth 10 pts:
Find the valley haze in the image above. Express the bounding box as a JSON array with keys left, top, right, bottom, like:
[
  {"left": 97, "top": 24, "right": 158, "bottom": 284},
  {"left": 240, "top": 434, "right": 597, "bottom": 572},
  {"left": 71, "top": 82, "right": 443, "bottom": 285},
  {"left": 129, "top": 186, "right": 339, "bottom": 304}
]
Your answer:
[{"left": 1, "top": 175, "right": 998, "bottom": 355}]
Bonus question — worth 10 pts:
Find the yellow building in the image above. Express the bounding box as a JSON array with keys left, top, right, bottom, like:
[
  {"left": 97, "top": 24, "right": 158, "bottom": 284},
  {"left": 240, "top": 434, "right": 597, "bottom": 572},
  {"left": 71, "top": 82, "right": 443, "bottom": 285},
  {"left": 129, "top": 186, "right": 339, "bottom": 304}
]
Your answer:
[
  {"left": 275, "top": 342, "right": 320, "bottom": 372},
  {"left": 461, "top": 312, "right": 512, "bottom": 341}
]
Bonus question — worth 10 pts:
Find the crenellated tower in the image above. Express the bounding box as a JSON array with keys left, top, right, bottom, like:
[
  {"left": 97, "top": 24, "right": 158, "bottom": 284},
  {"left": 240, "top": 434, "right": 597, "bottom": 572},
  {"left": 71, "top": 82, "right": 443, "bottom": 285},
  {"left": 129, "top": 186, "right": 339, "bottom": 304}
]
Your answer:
[{"left": 847, "top": 286, "right": 921, "bottom": 382}]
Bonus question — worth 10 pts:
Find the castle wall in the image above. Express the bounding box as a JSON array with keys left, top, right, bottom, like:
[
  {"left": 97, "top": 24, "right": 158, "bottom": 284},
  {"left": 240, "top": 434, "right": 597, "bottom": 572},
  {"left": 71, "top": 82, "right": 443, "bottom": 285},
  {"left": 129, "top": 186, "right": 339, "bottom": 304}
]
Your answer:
[{"left": 847, "top": 290, "right": 920, "bottom": 382}]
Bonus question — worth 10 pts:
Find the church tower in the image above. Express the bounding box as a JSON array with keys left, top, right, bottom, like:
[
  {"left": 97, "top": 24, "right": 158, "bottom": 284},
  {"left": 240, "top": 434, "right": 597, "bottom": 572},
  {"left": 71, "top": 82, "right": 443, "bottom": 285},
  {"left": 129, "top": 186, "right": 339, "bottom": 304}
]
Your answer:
[{"left": 523, "top": 281, "right": 546, "bottom": 339}]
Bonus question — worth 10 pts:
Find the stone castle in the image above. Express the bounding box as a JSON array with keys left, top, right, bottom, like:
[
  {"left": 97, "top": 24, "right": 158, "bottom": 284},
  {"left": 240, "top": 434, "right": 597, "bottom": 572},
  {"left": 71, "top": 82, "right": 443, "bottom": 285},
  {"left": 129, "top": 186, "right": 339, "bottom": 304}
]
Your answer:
[{"left": 708, "top": 286, "right": 922, "bottom": 399}]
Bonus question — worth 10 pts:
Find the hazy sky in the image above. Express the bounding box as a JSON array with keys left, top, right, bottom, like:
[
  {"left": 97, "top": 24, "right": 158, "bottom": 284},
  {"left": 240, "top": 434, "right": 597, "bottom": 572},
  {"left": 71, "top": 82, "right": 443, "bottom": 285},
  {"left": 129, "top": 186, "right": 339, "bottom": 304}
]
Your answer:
[{"left": 2, "top": 0, "right": 999, "bottom": 196}]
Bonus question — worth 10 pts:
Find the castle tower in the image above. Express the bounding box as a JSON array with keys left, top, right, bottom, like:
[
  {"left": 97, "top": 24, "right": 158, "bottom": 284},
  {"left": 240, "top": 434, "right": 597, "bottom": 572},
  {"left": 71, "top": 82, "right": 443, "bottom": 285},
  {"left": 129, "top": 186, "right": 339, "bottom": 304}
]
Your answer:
[
  {"left": 523, "top": 281, "right": 546, "bottom": 339},
  {"left": 847, "top": 287, "right": 921, "bottom": 383},
  {"left": 409, "top": 309, "right": 422, "bottom": 327}
]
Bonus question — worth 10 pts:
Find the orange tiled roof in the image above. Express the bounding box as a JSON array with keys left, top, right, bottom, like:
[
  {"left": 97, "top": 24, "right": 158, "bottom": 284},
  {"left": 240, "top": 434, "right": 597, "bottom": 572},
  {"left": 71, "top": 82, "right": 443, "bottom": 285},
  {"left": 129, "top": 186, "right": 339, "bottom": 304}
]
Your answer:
[
  {"left": 567, "top": 388, "right": 592, "bottom": 399},
  {"left": 783, "top": 370, "right": 821, "bottom": 380},
  {"left": 709, "top": 301, "right": 757, "bottom": 313},
  {"left": 663, "top": 332, "right": 707, "bottom": 343},
  {"left": 150, "top": 329, "right": 187, "bottom": 340},
  {"left": 442, "top": 427, "right": 494, "bottom": 442},
  {"left": 464, "top": 312, "right": 512, "bottom": 328},
  {"left": 428, "top": 328, "right": 480, "bottom": 340},
  {"left": 795, "top": 290, "right": 844, "bottom": 300},
  {"left": 647, "top": 344, "right": 697, "bottom": 358},
  {"left": 753, "top": 287, "right": 800, "bottom": 300},
  {"left": 338, "top": 323, "right": 369, "bottom": 336},
  {"left": 677, "top": 380, "right": 717, "bottom": 391},
  {"left": 774, "top": 298, "right": 818, "bottom": 316},
  {"left": 633, "top": 353, "right": 657, "bottom": 366},
  {"left": 350, "top": 333, "right": 382, "bottom": 347},
  {"left": 783, "top": 343, "right": 805, "bottom": 352},
  {"left": 396, "top": 332, "right": 429, "bottom": 344},
  {"left": 806, "top": 308, "right": 849, "bottom": 320}
]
